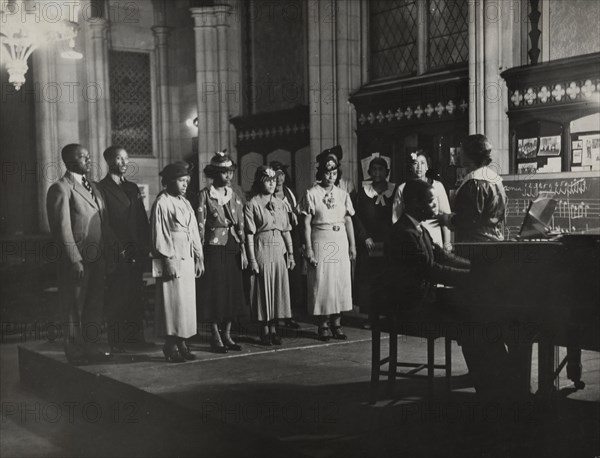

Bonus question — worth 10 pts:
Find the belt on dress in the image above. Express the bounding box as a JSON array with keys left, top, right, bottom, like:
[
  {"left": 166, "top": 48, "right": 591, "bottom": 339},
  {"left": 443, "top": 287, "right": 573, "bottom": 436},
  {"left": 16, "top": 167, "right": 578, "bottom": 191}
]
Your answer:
[{"left": 313, "top": 224, "right": 343, "bottom": 232}]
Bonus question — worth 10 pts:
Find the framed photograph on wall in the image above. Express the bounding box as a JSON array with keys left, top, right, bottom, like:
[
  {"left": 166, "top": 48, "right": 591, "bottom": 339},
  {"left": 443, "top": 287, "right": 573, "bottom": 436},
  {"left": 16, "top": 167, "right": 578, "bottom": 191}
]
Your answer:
[
  {"left": 537, "top": 135, "right": 561, "bottom": 156},
  {"left": 517, "top": 137, "right": 538, "bottom": 159},
  {"left": 518, "top": 162, "right": 538, "bottom": 175}
]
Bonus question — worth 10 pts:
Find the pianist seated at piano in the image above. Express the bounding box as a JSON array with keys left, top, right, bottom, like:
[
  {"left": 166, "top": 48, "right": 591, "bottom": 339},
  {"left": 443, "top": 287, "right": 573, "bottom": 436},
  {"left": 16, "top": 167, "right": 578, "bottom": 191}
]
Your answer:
[
  {"left": 437, "top": 134, "right": 507, "bottom": 242},
  {"left": 385, "top": 179, "right": 521, "bottom": 402}
]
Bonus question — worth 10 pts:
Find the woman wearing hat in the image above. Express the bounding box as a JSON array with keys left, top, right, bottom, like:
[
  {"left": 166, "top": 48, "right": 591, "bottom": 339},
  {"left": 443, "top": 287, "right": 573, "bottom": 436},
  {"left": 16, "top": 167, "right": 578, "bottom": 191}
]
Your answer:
[
  {"left": 392, "top": 150, "right": 452, "bottom": 250},
  {"left": 436, "top": 134, "right": 507, "bottom": 242},
  {"left": 353, "top": 155, "right": 397, "bottom": 316},
  {"left": 245, "top": 166, "right": 295, "bottom": 345},
  {"left": 299, "top": 148, "right": 356, "bottom": 341},
  {"left": 151, "top": 161, "right": 204, "bottom": 363},
  {"left": 196, "top": 151, "right": 247, "bottom": 353}
]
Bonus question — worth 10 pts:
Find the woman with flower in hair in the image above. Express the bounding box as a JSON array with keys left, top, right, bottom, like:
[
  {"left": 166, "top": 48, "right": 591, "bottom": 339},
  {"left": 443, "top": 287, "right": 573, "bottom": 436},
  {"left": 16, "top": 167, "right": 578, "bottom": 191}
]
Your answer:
[
  {"left": 299, "top": 147, "right": 356, "bottom": 341},
  {"left": 392, "top": 150, "right": 452, "bottom": 251},
  {"left": 196, "top": 151, "right": 247, "bottom": 353},
  {"left": 151, "top": 161, "right": 204, "bottom": 363},
  {"left": 245, "top": 166, "right": 295, "bottom": 345}
]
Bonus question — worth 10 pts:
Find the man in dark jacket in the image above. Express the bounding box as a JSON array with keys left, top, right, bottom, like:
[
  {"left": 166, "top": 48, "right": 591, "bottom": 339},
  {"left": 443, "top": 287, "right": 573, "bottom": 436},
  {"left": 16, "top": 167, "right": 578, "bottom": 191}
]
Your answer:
[{"left": 97, "top": 146, "right": 152, "bottom": 351}]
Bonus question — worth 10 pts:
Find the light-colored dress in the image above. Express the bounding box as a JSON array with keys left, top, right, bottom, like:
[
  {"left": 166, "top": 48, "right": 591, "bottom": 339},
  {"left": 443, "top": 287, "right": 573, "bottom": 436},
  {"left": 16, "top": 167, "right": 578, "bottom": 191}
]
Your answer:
[
  {"left": 245, "top": 195, "right": 292, "bottom": 321},
  {"left": 299, "top": 185, "right": 355, "bottom": 316},
  {"left": 151, "top": 191, "right": 202, "bottom": 338},
  {"left": 391, "top": 179, "right": 451, "bottom": 247}
]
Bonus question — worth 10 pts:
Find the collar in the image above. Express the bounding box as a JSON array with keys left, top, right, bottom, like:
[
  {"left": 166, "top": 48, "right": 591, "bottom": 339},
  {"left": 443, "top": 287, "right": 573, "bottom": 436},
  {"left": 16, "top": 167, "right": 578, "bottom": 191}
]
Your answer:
[
  {"left": 363, "top": 182, "right": 395, "bottom": 203},
  {"left": 109, "top": 173, "right": 124, "bottom": 185},
  {"left": 70, "top": 171, "right": 84, "bottom": 185},
  {"left": 406, "top": 213, "right": 423, "bottom": 234},
  {"left": 209, "top": 185, "right": 233, "bottom": 206},
  {"left": 457, "top": 166, "right": 502, "bottom": 193}
]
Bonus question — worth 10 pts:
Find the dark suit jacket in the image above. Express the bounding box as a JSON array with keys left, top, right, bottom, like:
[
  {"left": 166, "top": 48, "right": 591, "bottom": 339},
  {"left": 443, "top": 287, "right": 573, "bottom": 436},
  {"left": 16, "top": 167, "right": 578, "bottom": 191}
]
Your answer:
[
  {"left": 384, "top": 213, "right": 470, "bottom": 311},
  {"left": 96, "top": 176, "right": 150, "bottom": 261}
]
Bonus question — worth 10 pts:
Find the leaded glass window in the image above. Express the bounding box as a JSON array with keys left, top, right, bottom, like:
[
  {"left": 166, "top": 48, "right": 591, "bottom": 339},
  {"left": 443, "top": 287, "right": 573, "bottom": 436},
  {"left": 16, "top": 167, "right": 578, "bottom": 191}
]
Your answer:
[
  {"left": 370, "top": 0, "right": 418, "bottom": 80},
  {"left": 369, "top": 0, "right": 469, "bottom": 81},
  {"left": 428, "top": 0, "right": 469, "bottom": 69},
  {"left": 109, "top": 50, "right": 153, "bottom": 156}
]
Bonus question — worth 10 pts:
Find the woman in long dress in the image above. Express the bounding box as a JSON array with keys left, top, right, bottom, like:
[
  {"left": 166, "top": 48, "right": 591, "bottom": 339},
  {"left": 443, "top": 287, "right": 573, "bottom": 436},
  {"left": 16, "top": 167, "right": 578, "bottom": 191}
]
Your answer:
[
  {"left": 151, "top": 161, "right": 204, "bottom": 363},
  {"left": 392, "top": 150, "right": 452, "bottom": 250},
  {"left": 353, "top": 156, "right": 396, "bottom": 316},
  {"left": 245, "top": 166, "right": 296, "bottom": 346},
  {"left": 270, "top": 161, "right": 302, "bottom": 329},
  {"left": 300, "top": 148, "right": 356, "bottom": 341},
  {"left": 196, "top": 151, "right": 248, "bottom": 353}
]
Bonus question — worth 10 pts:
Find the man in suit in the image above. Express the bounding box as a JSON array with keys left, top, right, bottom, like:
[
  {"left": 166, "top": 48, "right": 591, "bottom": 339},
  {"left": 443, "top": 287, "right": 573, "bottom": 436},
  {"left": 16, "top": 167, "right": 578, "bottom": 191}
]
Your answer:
[
  {"left": 96, "top": 146, "right": 152, "bottom": 351},
  {"left": 46, "top": 144, "right": 112, "bottom": 364},
  {"left": 387, "top": 179, "right": 513, "bottom": 403}
]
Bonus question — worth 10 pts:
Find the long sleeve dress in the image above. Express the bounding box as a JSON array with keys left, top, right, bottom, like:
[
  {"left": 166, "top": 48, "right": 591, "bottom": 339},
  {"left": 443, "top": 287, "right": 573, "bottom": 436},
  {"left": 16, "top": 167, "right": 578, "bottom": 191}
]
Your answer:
[
  {"left": 151, "top": 191, "right": 202, "bottom": 338},
  {"left": 452, "top": 166, "right": 507, "bottom": 242},
  {"left": 245, "top": 195, "right": 293, "bottom": 321},
  {"left": 299, "top": 184, "right": 355, "bottom": 316}
]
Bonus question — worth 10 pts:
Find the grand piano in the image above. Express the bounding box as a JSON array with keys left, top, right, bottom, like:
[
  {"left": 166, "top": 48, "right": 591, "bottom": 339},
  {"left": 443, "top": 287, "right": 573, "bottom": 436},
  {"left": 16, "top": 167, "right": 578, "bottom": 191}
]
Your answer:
[{"left": 454, "top": 233, "right": 600, "bottom": 394}]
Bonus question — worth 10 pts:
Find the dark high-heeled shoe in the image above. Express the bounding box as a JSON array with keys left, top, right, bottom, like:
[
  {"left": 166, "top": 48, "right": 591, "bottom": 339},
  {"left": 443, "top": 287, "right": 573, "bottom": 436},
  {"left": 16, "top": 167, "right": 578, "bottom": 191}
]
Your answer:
[
  {"left": 259, "top": 334, "right": 272, "bottom": 346},
  {"left": 317, "top": 327, "right": 331, "bottom": 342},
  {"left": 210, "top": 342, "right": 228, "bottom": 354},
  {"left": 162, "top": 344, "right": 185, "bottom": 363},
  {"left": 271, "top": 333, "right": 282, "bottom": 345},
  {"left": 331, "top": 326, "right": 347, "bottom": 340},
  {"left": 177, "top": 340, "right": 196, "bottom": 360},
  {"left": 223, "top": 341, "right": 242, "bottom": 351}
]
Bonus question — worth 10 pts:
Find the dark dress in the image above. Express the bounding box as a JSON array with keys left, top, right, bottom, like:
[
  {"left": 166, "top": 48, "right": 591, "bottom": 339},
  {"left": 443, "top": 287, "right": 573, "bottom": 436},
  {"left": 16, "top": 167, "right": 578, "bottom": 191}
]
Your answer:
[
  {"left": 452, "top": 167, "right": 507, "bottom": 242},
  {"left": 196, "top": 186, "right": 247, "bottom": 322},
  {"left": 353, "top": 182, "right": 397, "bottom": 314}
]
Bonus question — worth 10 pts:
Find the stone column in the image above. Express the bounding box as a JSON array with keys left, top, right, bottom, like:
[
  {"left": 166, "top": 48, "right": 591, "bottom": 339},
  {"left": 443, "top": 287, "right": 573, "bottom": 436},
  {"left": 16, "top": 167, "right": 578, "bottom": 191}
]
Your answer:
[
  {"left": 86, "top": 16, "right": 111, "bottom": 177},
  {"left": 307, "top": 0, "right": 363, "bottom": 188},
  {"left": 152, "top": 25, "right": 173, "bottom": 171},
  {"left": 190, "top": 5, "right": 233, "bottom": 189},
  {"left": 468, "top": 0, "right": 513, "bottom": 175},
  {"left": 33, "top": 47, "right": 81, "bottom": 232}
]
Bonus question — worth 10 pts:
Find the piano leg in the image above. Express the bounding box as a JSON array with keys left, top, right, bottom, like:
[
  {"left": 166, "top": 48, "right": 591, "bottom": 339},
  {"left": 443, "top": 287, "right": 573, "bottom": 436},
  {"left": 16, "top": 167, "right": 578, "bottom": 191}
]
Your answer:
[
  {"left": 566, "top": 346, "right": 585, "bottom": 389},
  {"left": 506, "top": 339, "right": 533, "bottom": 397},
  {"left": 537, "top": 336, "right": 557, "bottom": 396}
]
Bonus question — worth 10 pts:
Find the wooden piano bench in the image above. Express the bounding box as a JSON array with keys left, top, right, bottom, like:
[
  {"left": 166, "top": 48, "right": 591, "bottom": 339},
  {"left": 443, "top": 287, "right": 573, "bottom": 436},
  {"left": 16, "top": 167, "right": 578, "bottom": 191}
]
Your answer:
[{"left": 369, "top": 310, "right": 453, "bottom": 404}]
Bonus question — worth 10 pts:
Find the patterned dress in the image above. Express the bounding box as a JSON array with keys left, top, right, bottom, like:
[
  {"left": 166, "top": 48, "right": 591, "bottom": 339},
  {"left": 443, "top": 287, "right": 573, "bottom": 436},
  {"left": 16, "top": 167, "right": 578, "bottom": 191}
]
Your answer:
[
  {"left": 299, "top": 184, "right": 355, "bottom": 316},
  {"left": 196, "top": 186, "right": 247, "bottom": 322},
  {"left": 245, "top": 195, "right": 292, "bottom": 321}
]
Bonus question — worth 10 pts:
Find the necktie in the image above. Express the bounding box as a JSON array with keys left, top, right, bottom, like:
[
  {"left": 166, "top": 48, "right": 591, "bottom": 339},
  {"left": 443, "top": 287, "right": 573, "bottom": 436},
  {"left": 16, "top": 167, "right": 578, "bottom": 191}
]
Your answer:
[{"left": 82, "top": 176, "right": 93, "bottom": 195}]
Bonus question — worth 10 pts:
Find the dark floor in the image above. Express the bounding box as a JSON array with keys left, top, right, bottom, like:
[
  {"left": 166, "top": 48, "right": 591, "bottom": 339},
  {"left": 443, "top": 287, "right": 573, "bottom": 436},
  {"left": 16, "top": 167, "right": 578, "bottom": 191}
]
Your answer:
[{"left": 2, "top": 319, "right": 599, "bottom": 458}]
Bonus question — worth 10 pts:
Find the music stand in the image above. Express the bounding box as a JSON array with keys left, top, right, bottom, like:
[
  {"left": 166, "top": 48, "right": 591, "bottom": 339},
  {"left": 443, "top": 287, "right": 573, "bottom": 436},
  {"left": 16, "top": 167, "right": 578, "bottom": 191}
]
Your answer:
[{"left": 518, "top": 192, "right": 558, "bottom": 239}]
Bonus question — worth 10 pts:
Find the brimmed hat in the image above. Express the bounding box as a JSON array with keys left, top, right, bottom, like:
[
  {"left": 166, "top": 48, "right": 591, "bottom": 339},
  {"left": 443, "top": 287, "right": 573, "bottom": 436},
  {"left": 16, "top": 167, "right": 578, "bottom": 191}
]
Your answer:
[
  {"left": 159, "top": 161, "right": 193, "bottom": 180},
  {"left": 316, "top": 145, "right": 343, "bottom": 164},
  {"left": 203, "top": 150, "right": 237, "bottom": 175}
]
